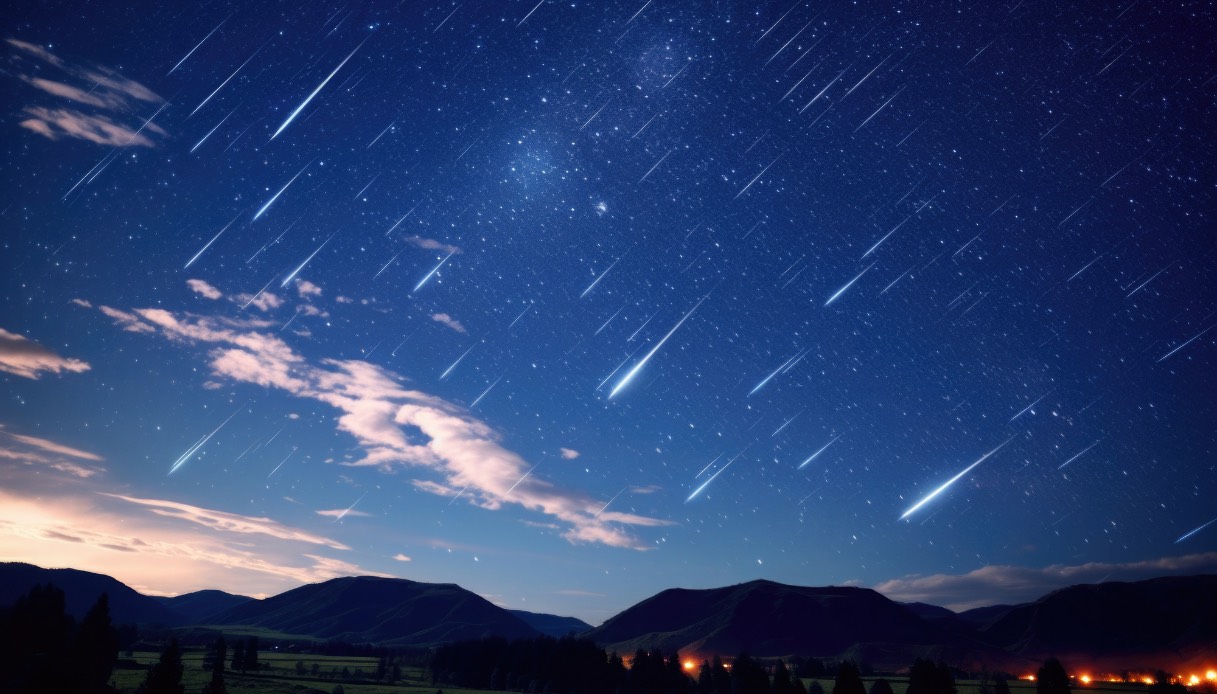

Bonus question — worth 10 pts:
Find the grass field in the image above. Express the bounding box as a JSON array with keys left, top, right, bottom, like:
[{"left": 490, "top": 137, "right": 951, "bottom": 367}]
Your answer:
[{"left": 111, "top": 650, "right": 1157, "bottom": 694}]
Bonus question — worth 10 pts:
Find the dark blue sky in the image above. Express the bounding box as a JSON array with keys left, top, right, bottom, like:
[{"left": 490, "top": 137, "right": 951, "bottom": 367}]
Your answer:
[{"left": 1, "top": 0, "right": 1214, "bottom": 622}]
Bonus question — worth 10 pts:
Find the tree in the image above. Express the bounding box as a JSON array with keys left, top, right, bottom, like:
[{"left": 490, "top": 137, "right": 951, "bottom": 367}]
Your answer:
[
  {"left": 231, "top": 640, "right": 245, "bottom": 673},
  {"left": 833, "top": 661, "right": 866, "bottom": 694},
  {"left": 908, "top": 659, "right": 955, "bottom": 694},
  {"left": 994, "top": 680, "right": 1012, "bottom": 694},
  {"left": 73, "top": 593, "right": 120, "bottom": 694},
  {"left": 1036, "top": 659, "right": 1071, "bottom": 694},
  {"left": 807, "top": 681, "right": 826, "bottom": 694},
  {"left": 731, "top": 653, "right": 771, "bottom": 694},
  {"left": 0, "top": 582, "right": 75, "bottom": 694},
  {"left": 870, "top": 679, "right": 895, "bottom": 694},
  {"left": 1148, "top": 671, "right": 1187, "bottom": 694},
  {"left": 243, "top": 636, "right": 259, "bottom": 673},
  {"left": 774, "top": 661, "right": 796, "bottom": 694},
  {"left": 203, "top": 636, "right": 226, "bottom": 694},
  {"left": 139, "top": 639, "right": 184, "bottom": 694}
]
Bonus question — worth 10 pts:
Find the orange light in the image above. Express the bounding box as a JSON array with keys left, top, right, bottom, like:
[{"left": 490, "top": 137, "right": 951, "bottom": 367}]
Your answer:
[
  {"left": 1206, "top": 671, "right": 1216, "bottom": 682},
  {"left": 1080, "top": 675, "right": 1091, "bottom": 685},
  {"left": 1188, "top": 675, "right": 1200, "bottom": 686},
  {"left": 1142, "top": 678, "right": 1155, "bottom": 685},
  {"left": 683, "top": 660, "right": 696, "bottom": 671}
]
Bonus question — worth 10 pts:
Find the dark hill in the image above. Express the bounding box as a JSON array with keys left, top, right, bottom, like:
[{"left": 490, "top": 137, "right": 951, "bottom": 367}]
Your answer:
[
  {"left": 508, "top": 609, "right": 592, "bottom": 637},
  {"left": 155, "top": 589, "right": 252, "bottom": 624},
  {"left": 212, "top": 575, "right": 541, "bottom": 646},
  {"left": 977, "top": 575, "right": 1217, "bottom": 671},
  {"left": 957, "top": 604, "right": 1016, "bottom": 627},
  {"left": 0, "top": 562, "right": 180, "bottom": 625},
  {"left": 585, "top": 579, "right": 1000, "bottom": 669},
  {"left": 901, "top": 602, "right": 958, "bottom": 623}
]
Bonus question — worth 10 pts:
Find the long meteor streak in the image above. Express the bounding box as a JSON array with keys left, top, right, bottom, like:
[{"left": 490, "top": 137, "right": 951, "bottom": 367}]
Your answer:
[
  {"left": 899, "top": 437, "right": 1014, "bottom": 520},
  {"left": 1175, "top": 516, "right": 1217, "bottom": 544},
  {"left": 336, "top": 492, "right": 368, "bottom": 520},
  {"left": 272, "top": 37, "right": 368, "bottom": 140},
  {"left": 581, "top": 257, "right": 621, "bottom": 297},
  {"left": 169, "top": 404, "right": 245, "bottom": 474},
  {"left": 254, "top": 161, "right": 311, "bottom": 220},
  {"left": 749, "top": 349, "right": 803, "bottom": 395},
  {"left": 798, "top": 435, "right": 841, "bottom": 469},
  {"left": 825, "top": 263, "right": 876, "bottom": 306},
  {"left": 414, "top": 251, "right": 454, "bottom": 292},
  {"left": 609, "top": 296, "right": 706, "bottom": 399},
  {"left": 280, "top": 234, "right": 334, "bottom": 287},
  {"left": 686, "top": 457, "right": 736, "bottom": 502},
  {"left": 168, "top": 15, "right": 230, "bottom": 74},
  {"left": 1058, "top": 439, "right": 1101, "bottom": 470},
  {"left": 185, "top": 211, "right": 241, "bottom": 268}
]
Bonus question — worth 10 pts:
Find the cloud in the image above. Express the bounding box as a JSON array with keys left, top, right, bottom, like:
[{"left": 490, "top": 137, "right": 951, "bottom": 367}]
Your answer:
[
  {"left": 232, "top": 291, "right": 283, "bottom": 312},
  {"left": 296, "top": 280, "right": 322, "bottom": 298},
  {"left": 0, "top": 328, "right": 91, "bottom": 379},
  {"left": 102, "top": 493, "right": 351, "bottom": 550},
  {"left": 99, "top": 306, "right": 155, "bottom": 333},
  {"left": 0, "top": 428, "right": 105, "bottom": 478},
  {"left": 7, "top": 39, "right": 165, "bottom": 147},
  {"left": 315, "top": 509, "right": 372, "bottom": 519},
  {"left": 98, "top": 305, "right": 672, "bottom": 550},
  {"left": 560, "top": 448, "right": 580, "bottom": 460},
  {"left": 431, "top": 313, "right": 467, "bottom": 333},
  {"left": 407, "top": 236, "right": 461, "bottom": 254},
  {"left": 629, "top": 484, "right": 662, "bottom": 494},
  {"left": 70, "top": 298, "right": 92, "bottom": 308},
  {"left": 187, "top": 279, "right": 223, "bottom": 300},
  {"left": 873, "top": 552, "right": 1217, "bottom": 611},
  {"left": 392, "top": 553, "right": 412, "bottom": 562}
]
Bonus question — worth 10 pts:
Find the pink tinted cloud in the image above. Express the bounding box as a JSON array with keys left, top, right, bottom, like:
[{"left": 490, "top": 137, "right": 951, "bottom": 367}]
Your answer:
[{"left": 0, "top": 328, "right": 91, "bottom": 379}]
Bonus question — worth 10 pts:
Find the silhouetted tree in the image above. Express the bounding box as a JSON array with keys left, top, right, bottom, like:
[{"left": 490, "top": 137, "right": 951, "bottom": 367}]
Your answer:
[
  {"left": 0, "top": 582, "right": 75, "bottom": 694},
  {"left": 833, "top": 661, "right": 866, "bottom": 694},
  {"left": 994, "top": 679, "right": 1012, "bottom": 694},
  {"left": 231, "top": 639, "right": 245, "bottom": 673},
  {"left": 699, "top": 656, "right": 732, "bottom": 694},
  {"left": 908, "top": 659, "right": 954, "bottom": 694},
  {"left": 1148, "top": 671, "right": 1187, "bottom": 694},
  {"left": 139, "top": 639, "right": 184, "bottom": 694},
  {"left": 807, "top": 680, "right": 826, "bottom": 694},
  {"left": 731, "top": 653, "right": 771, "bottom": 694},
  {"left": 203, "top": 636, "right": 226, "bottom": 694},
  {"left": 793, "top": 677, "right": 808, "bottom": 694},
  {"left": 243, "top": 636, "right": 259, "bottom": 672},
  {"left": 73, "top": 593, "right": 120, "bottom": 694},
  {"left": 1036, "top": 659, "right": 1071, "bottom": 694},
  {"left": 870, "top": 679, "right": 895, "bottom": 694}
]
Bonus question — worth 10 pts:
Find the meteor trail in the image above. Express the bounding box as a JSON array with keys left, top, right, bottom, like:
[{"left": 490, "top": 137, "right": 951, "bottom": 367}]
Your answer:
[
  {"left": 825, "top": 263, "right": 876, "bottom": 306},
  {"left": 440, "top": 343, "right": 477, "bottom": 380},
  {"left": 798, "top": 435, "right": 842, "bottom": 469},
  {"left": 271, "top": 37, "right": 368, "bottom": 140},
  {"left": 1009, "top": 393, "right": 1048, "bottom": 423},
  {"left": 1058, "top": 439, "right": 1102, "bottom": 469},
  {"left": 191, "top": 107, "right": 237, "bottom": 152},
  {"left": 168, "top": 15, "right": 230, "bottom": 74},
  {"left": 734, "top": 152, "right": 784, "bottom": 200},
  {"left": 414, "top": 251, "right": 454, "bottom": 292},
  {"left": 581, "top": 257, "right": 622, "bottom": 297},
  {"left": 505, "top": 464, "right": 538, "bottom": 496},
  {"left": 595, "top": 487, "right": 627, "bottom": 517},
  {"left": 169, "top": 403, "right": 245, "bottom": 474},
  {"left": 748, "top": 350, "right": 803, "bottom": 396},
  {"left": 280, "top": 234, "right": 334, "bottom": 287},
  {"left": 190, "top": 47, "right": 261, "bottom": 117},
  {"left": 686, "top": 456, "right": 737, "bottom": 502},
  {"left": 1175, "top": 516, "right": 1217, "bottom": 544},
  {"left": 267, "top": 448, "right": 296, "bottom": 478},
  {"left": 336, "top": 492, "right": 368, "bottom": 520},
  {"left": 899, "top": 436, "right": 1014, "bottom": 520},
  {"left": 184, "top": 211, "right": 241, "bottom": 268},
  {"left": 609, "top": 296, "right": 707, "bottom": 398},
  {"left": 254, "top": 161, "right": 311, "bottom": 220},
  {"left": 470, "top": 376, "right": 502, "bottom": 407},
  {"left": 1157, "top": 325, "right": 1212, "bottom": 363}
]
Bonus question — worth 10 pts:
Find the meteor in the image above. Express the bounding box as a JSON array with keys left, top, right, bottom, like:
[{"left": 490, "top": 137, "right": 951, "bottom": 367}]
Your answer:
[
  {"left": 336, "top": 492, "right": 368, "bottom": 520},
  {"left": 1175, "top": 516, "right": 1217, "bottom": 544},
  {"left": 798, "top": 435, "right": 841, "bottom": 469},
  {"left": 595, "top": 487, "right": 627, "bottom": 517},
  {"left": 686, "top": 456, "right": 737, "bottom": 502},
  {"left": 267, "top": 448, "right": 296, "bottom": 478},
  {"left": 184, "top": 211, "right": 242, "bottom": 268},
  {"left": 1157, "top": 325, "right": 1213, "bottom": 363},
  {"left": 1057, "top": 439, "right": 1101, "bottom": 470},
  {"left": 254, "top": 161, "right": 311, "bottom": 220},
  {"left": 169, "top": 404, "right": 245, "bottom": 474},
  {"left": 825, "top": 263, "right": 876, "bottom": 306},
  {"left": 191, "top": 107, "right": 237, "bottom": 152},
  {"left": 414, "top": 251, "right": 454, "bottom": 292},
  {"left": 440, "top": 343, "right": 477, "bottom": 380},
  {"left": 470, "top": 376, "right": 502, "bottom": 407},
  {"left": 280, "top": 234, "right": 334, "bottom": 288},
  {"left": 190, "top": 46, "right": 261, "bottom": 117},
  {"left": 272, "top": 37, "right": 369, "bottom": 140},
  {"left": 168, "top": 14, "right": 230, "bottom": 74},
  {"left": 748, "top": 349, "right": 804, "bottom": 396},
  {"left": 580, "top": 256, "right": 622, "bottom": 297},
  {"left": 899, "top": 436, "right": 1014, "bottom": 520},
  {"left": 1009, "top": 393, "right": 1048, "bottom": 423},
  {"left": 609, "top": 296, "right": 707, "bottom": 399}
]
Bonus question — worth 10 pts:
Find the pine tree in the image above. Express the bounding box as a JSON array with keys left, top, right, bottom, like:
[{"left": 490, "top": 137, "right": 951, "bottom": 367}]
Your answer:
[
  {"left": 243, "top": 636, "right": 259, "bottom": 673},
  {"left": 774, "top": 660, "right": 795, "bottom": 694},
  {"left": 870, "top": 679, "right": 895, "bottom": 694},
  {"left": 139, "top": 639, "right": 184, "bottom": 694},
  {"left": 1036, "top": 659, "right": 1072, "bottom": 694},
  {"left": 231, "top": 639, "right": 245, "bottom": 673},
  {"left": 203, "top": 636, "right": 226, "bottom": 694},
  {"left": 73, "top": 593, "right": 120, "bottom": 694},
  {"left": 833, "top": 661, "right": 866, "bottom": 694}
]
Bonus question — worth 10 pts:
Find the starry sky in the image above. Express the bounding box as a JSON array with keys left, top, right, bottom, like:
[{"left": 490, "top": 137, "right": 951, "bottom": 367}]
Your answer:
[{"left": 1, "top": 0, "right": 1215, "bottom": 624}]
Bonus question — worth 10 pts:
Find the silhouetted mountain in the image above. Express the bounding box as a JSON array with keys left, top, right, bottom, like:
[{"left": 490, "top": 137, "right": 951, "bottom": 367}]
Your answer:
[
  {"left": 212, "top": 575, "right": 541, "bottom": 645},
  {"left": 508, "top": 609, "right": 592, "bottom": 637},
  {"left": 154, "top": 589, "right": 252, "bottom": 624},
  {"left": 957, "top": 604, "right": 1017, "bottom": 627},
  {"left": 901, "top": 602, "right": 958, "bottom": 622},
  {"left": 976, "top": 575, "right": 1217, "bottom": 671},
  {"left": 0, "top": 562, "right": 180, "bottom": 625},
  {"left": 585, "top": 579, "right": 1001, "bottom": 669}
]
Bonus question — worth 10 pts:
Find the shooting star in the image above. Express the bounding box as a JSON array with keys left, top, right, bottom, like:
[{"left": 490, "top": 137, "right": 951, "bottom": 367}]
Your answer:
[
  {"left": 581, "top": 256, "right": 622, "bottom": 297},
  {"left": 686, "top": 456, "right": 737, "bottom": 502},
  {"left": 168, "top": 403, "right": 245, "bottom": 474},
  {"left": 335, "top": 492, "right": 368, "bottom": 520},
  {"left": 470, "top": 376, "right": 502, "bottom": 408},
  {"left": 168, "top": 15, "right": 230, "bottom": 74},
  {"left": 254, "top": 161, "right": 311, "bottom": 220},
  {"left": 440, "top": 343, "right": 478, "bottom": 380},
  {"left": 267, "top": 447, "right": 297, "bottom": 478},
  {"left": 1157, "top": 325, "right": 1213, "bottom": 363},
  {"left": 734, "top": 152, "right": 784, "bottom": 200},
  {"left": 191, "top": 107, "right": 237, "bottom": 152},
  {"left": 1009, "top": 393, "right": 1048, "bottom": 423},
  {"left": 825, "top": 263, "right": 876, "bottom": 306},
  {"left": 271, "top": 37, "right": 369, "bottom": 140},
  {"left": 190, "top": 47, "right": 261, "bottom": 117},
  {"left": 595, "top": 488, "right": 628, "bottom": 517},
  {"left": 1058, "top": 439, "right": 1102, "bottom": 470},
  {"left": 749, "top": 350, "right": 804, "bottom": 396},
  {"left": 184, "top": 211, "right": 242, "bottom": 268},
  {"left": 280, "top": 234, "right": 334, "bottom": 287},
  {"left": 414, "top": 251, "right": 454, "bottom": 292},
  {"left": 798, "top": 435, "right": 842, "bottom": 469},
  {"left": 1175, "top": 516, "right": 1217, "bottom": 544},
  {"left": 505, "top": 464, "right": 539, "bottom": 496},
  {"left": 899, "top": 436, "right": 1014, "bottom": 520},
  {"left": 609, "top": 296, "right": 707, "bottom": 399}
]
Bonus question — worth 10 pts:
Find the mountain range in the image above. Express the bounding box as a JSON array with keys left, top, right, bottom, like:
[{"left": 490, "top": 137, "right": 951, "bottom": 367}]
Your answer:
[{"left": 2, "top": 562, "right": 1212, "bottom": 672}]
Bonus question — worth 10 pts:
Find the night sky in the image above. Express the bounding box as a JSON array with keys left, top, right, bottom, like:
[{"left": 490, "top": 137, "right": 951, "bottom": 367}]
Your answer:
[{"left": 2, "top": 0, "right": 1215, "bottom": 624}]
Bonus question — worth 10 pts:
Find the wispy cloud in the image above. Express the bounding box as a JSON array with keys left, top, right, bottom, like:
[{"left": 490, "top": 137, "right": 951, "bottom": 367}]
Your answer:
[
  {"left": 7, "top": 38, "right": 165, "bottom": 147},
  {"left": 0, "top": 327, "right": 91, "bottom": 379},
  {"left": 560, "top": 448, "right": 580, "bottom": 460},
  {"left": 407, "top": 236, "right": 461, "bottom": 255},
  {"left": 316, "top": 508, "right": 372, "bottom": 519},
  {"left": 94, "top": 304, "right": 672, "bottom": 550},
  {"left": 873, "top": 553, "right": 1217, "bottom": 610},
  {"left": 0, "top": 427, "right": 105, "bottom": 478},
  {"left": 187, "top": 279, "right": 223, "bottom": 300}
]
